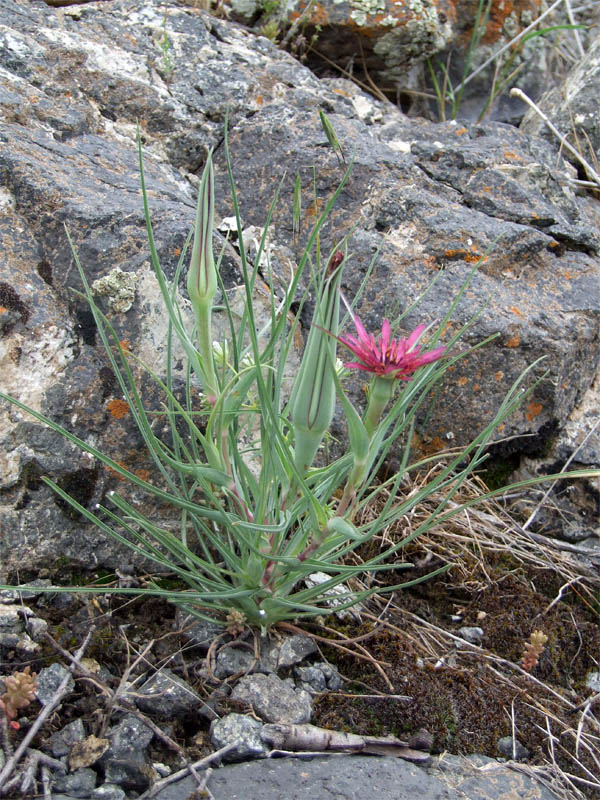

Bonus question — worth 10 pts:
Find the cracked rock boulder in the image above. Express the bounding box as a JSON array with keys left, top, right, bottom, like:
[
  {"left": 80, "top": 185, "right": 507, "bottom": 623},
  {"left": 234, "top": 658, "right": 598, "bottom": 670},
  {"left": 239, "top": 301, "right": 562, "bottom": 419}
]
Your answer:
[{"left": 0, "top": 0, "right": 598, "bottom": 576}]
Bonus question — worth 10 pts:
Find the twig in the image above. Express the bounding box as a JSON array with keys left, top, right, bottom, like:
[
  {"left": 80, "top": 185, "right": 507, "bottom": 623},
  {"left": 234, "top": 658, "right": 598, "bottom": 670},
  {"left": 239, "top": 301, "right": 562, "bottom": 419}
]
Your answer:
[
  {"left": 188, "top": 763, "right": 214, "bottom": 800},
  {"left": 543, "top": 577, "right": 584, "bottom": 613},
  {"left": 0, "top": 629, "right": 93, "bottom": 793},
  {"left": 113, "top": 703, "right": 186, "bottom": 757},
  {"left": 41, "top": 764, "right": 52, "bottom": 800},
  {"left": 563, "top": 0, "right": 585, "bottom": 58},
  {"left": 510, "top": 88, "right": 600, "bottom": 188},
  {"left": 136, "top": 743, "right": 237, "bottom": 800}
]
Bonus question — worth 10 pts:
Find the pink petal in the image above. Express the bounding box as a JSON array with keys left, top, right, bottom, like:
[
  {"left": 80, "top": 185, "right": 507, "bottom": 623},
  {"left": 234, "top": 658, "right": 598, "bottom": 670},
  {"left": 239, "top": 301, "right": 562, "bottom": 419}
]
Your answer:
[
  {"left": 405, "top": 324, "right": 427, "bottom": 352},
  {"left": 380, "top": 319, "right": 391, "bottom": 358},
  {"left": 351, "top": 313, "right": 371, "bottom": 347}
]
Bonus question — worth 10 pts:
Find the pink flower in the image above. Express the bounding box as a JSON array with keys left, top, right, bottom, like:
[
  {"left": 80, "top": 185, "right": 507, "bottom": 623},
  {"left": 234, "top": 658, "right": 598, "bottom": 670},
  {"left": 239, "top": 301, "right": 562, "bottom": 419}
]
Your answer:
[{"left": 337, "top": 315, "right": 445, "bottom": 380}]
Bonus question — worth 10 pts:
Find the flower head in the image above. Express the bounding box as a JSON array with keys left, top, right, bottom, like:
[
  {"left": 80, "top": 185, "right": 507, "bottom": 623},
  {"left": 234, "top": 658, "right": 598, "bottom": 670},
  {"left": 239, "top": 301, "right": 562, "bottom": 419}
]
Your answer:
[{"left": 338, "top": 314, "right": 445, "bottom": 380}]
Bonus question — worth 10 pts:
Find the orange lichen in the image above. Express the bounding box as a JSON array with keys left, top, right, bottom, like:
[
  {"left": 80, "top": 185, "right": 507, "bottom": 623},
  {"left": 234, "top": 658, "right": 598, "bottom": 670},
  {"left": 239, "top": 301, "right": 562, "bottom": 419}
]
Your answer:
[
  {"left": 503, "top": 150, "right": 524, "bottom": 161},
  {"left": 255, "top": 94, "right": 264, "bottom": 106},
  {"left": 119, "top": 339, "right": 131, "bottom": 352},
  {"left": 106, "top": 461, "right": 128, "bottom": 481},
  {"left": 525, "top": 401, "right": 543, "bottom": 421},
  {"left": 0, "top": 306, "right": 6, "bottom": 314},
  {"left": 473, "top": 383, "right": 480, "bottom": 392},
  {"left": 508, "top": 306, "right": 523, "bottom": 316},
  {"left": 455, "top": 127, "right": 468, "bottom": 136},
  {"left": 174, "top": 247, "right": 181, "bottom": 256},
  {"left": 495, "top": 371, "right": 503, "bottom": 381},
  {"left": 563, "top": 271, "right": 572, "bottom": 280},
  {"left": 505, "top": 334, "right": 520, "bottom": 348},
  {"left": 135, "top": 468, "right": 150, "bottom": 482},
  {"left": 306, "top": 198, "right": 323, "bottom": 217},
  {"left": 457, "top": 376, "right": 468, "bottom": 386},
  {"left": 107, "top": 398, "right": 130, "bottom": 419}
]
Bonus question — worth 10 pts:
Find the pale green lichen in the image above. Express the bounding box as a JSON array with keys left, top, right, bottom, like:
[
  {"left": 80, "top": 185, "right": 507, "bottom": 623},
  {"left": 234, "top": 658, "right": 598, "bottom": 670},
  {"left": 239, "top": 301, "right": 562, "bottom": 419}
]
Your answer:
[
  {"left": 92, "top": 267, "right": 138, "bottom": 314},
  {"left": 350, "top": 0, "right": 386, "bottom": 27},
  {"left": 372, "top": 0, "right": 451, "bottom": 75}
]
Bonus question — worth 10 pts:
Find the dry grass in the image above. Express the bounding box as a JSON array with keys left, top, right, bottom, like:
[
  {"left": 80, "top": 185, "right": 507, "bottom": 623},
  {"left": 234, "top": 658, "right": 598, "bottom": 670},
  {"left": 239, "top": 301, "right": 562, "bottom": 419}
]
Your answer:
[{"left": 310, "top": 466, "right": 599, "bottom": 797}]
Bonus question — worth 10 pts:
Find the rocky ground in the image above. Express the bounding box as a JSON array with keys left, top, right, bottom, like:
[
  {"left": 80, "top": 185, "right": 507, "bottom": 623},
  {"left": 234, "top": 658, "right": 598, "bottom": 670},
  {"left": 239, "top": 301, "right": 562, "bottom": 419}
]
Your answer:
[{"left": 1, "top": 478, "right": 599, "bottom": 799}]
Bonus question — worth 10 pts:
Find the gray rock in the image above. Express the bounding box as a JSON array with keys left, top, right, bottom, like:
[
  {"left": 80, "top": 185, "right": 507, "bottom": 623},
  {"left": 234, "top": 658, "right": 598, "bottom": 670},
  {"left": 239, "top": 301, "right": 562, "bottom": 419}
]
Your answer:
[
  {"left": 261, "top": 634, "right": 318, "bottom": 672},
  {"left": 432, "top": 753, "right": 559, "bottom": 799},
  {"left": 231, "top": 674, "right": 312, "bottom": 724},
  {"left": 0, "top": 0, "right": 598, "bottom": 580},
  {"left": 100, "top": 714, "right": 156, "bottom": 792},
  {"left": 90, "top": 785, "right": 127, "bottom": 800},
  {"left": 103, "top": 759, "right": 157, "bottom": 793},
  {"left": 586, "top": 671, "right": 600, "bottom": 692},
  {"left": 295, "top": 665, "right": 327, "bottom": 693},
  {"left": 36, "top": 663, "right": 74, "bottom": 705},
  {"left": 152, "top": 755, "right": 462, "bottom": 800},
  {"left": 214, "top": 647, "right": 256, "bottom": 679},
  {"left": 0, "top": 579, "right": 53, "bottom": 602},
  {"left": 209, "top": 713, "right": 269, "bottom": 762},
  {"left": 175, "top": 608, "right": 223, "bottom": 651},
  {"left": 497, "top": 736, "right": 530, "bottom": 760},
  {"left": 105, "top": 714, "right": 154, "bottom": 756},
  {"left": 296, "top": 661, "right": 343, "bottom": 693},
  {"left": 0, "top": 601, "right": 46, "bottom": 652},
  {"left": 51, "top": 767, "right": 97, "bottom": 798},
  {"left": 134, "top": 668, "right": 209, "bottom": 720},
  {"left": 457, "top": 626, "right": 484, "bottom": 645},
  {"left": 46, "top": 718, "right": 87, "bottom": 758}
]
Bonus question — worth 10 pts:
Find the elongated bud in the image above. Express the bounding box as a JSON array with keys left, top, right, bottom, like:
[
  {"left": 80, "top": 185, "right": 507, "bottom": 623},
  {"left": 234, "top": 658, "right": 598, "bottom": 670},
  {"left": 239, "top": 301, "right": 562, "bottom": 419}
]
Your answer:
[
  {"left": 187, "top": 151, "right": 218, "bottom": 402},
  {"left": 291, "top": 250, "right": 345, "bottom": 473},
  {"left": 187, "top": 151, "right": 217, "bottom": 307}
]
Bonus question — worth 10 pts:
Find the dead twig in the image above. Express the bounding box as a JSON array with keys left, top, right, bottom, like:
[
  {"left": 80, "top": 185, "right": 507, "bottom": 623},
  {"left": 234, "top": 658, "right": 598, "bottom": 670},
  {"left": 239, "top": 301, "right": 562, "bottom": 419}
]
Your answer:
[
  {"left": 136, "top": 743, "right": 238, "bottom": 800},
  {"left": 510, "top": 88, "right": 600, "bottom": 187}
]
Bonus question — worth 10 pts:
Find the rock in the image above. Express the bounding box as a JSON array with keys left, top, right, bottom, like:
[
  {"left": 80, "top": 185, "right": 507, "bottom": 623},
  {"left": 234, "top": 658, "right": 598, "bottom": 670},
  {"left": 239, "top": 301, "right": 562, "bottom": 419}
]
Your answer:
[
  {"left": 46, "top": 718, "right": 87, "bottom": 758},
  {"left": 303, "top": 572, "right": 362, "bottom": 620},
  {"left": 521, "top": 30, "right": 600, "bottom": 170},
  {"left": 457, "top": 626, "right": 484, "bottom": 645},
  {"left": 36, "top": 663, "right": 74, "bottom": 705},
  {"left": 100, "top": 714, "right": 156, "bottom": 792},
  {"left": 134, "top": 667, "right": 209, "bottom": 720},
  {"left": 432, "top": 753, "right": 559, "bottom": 799},
  {"left": 90, "top": 785, "right": 127, "bottom": 800},
  {"left": 51, "top": 767, "right": 97, "bottom": 798},
  {"left": 265, "top": 0, "right": 549, "bottom": 122},
  {"left": 150, "top": 754, "right": 472, "bottom": 800},
  {"left": 0, "top": 0, "right": 598, "bottom": 579},
  {"left": 209, "top": 713, "right": 269, "bottom": 762},
  {"left": 295, "top": 661, "right": 344, "bottom": 693},
  {"left": 231, "top": 674, "right": 313, "bottom": 724},
  {"left": 175, "top": 608, "right": 223, "bottom": 651},
  {"left": 497, "top": 736, "right": 530, "bottom": 760},
  {"left": 586, "top": 671, "right": 600, "bottom": 692},
  {"left": 214, "top": 647, "right": 256, "bottom": 679},
  {"left": 258, "top": 634, "right": 318, "bottom": 673},
  {"left": 0, "top": 603, "right": 43, "bottom": 653},
  {"left": 295, "top": 665, "right": 327, "bottom": 693}
]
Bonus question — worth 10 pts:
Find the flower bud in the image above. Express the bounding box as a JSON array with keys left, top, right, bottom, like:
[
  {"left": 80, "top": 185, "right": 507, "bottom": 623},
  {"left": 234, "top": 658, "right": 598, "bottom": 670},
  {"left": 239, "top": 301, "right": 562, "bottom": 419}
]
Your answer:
[
  {"left": 291, "top": 250, "right": 345, "bottom": 473},
  {"left": 187, "top": 152, "right": 217, "bottom": 308},
  {"left": 186, "top": 152, "right": 218, "bottom": 402}
]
